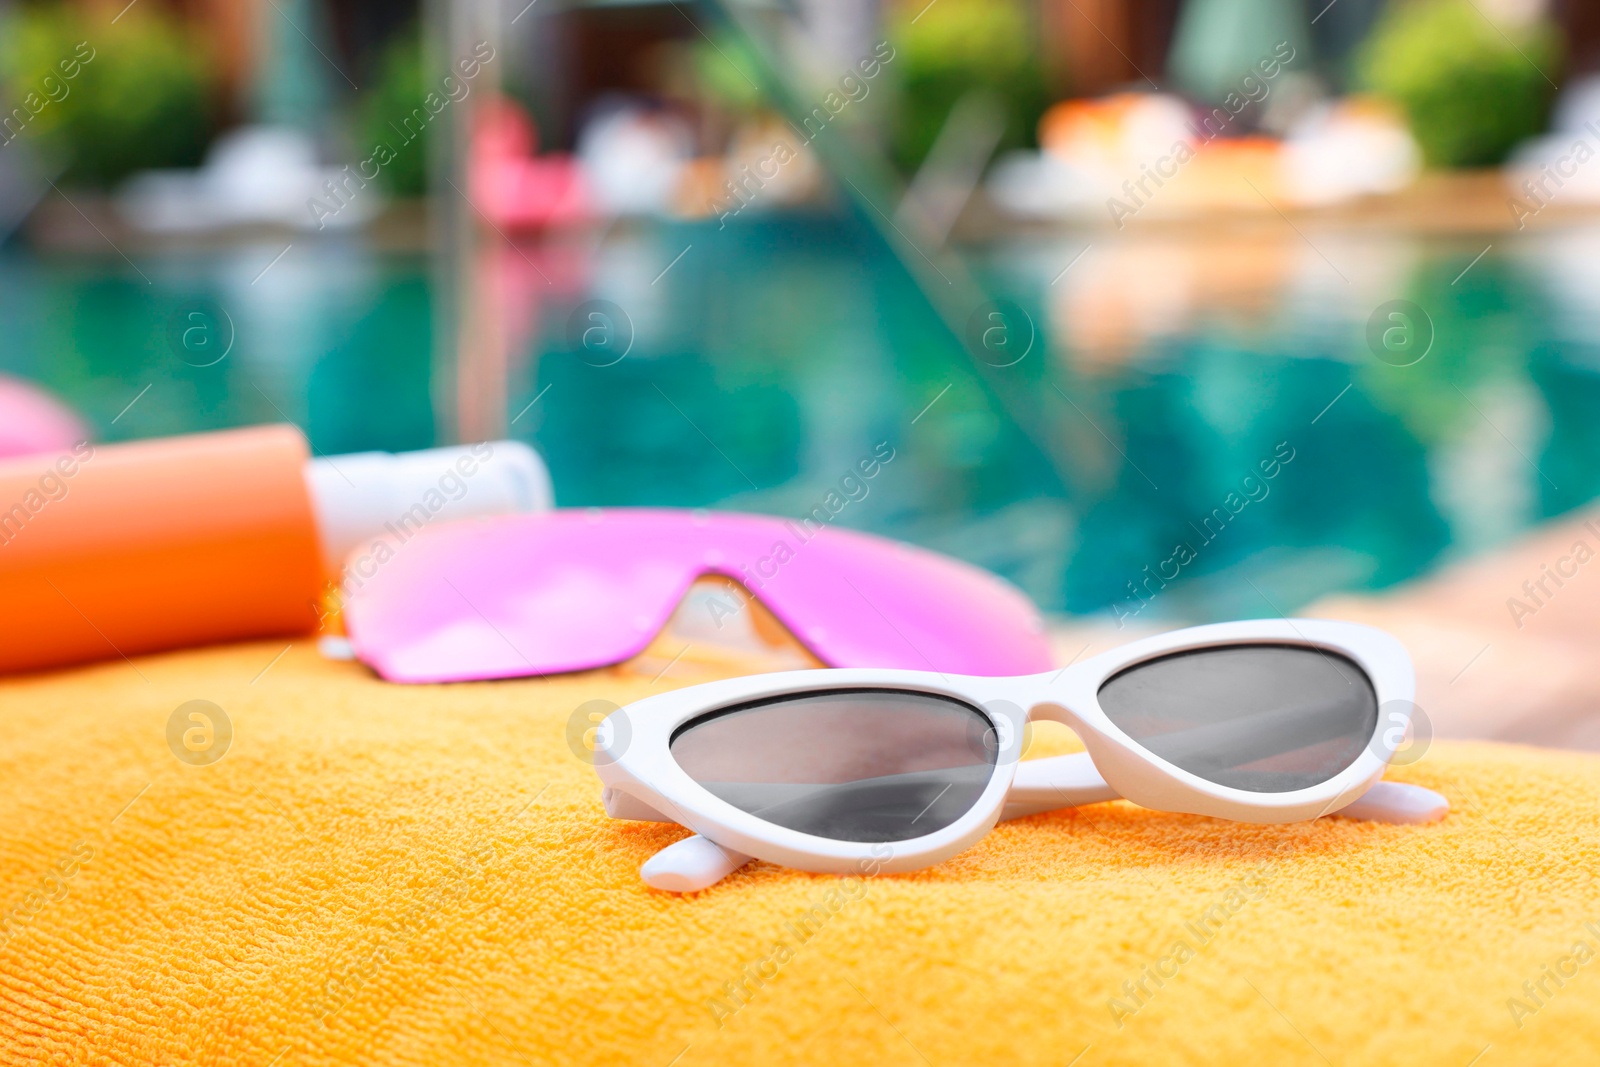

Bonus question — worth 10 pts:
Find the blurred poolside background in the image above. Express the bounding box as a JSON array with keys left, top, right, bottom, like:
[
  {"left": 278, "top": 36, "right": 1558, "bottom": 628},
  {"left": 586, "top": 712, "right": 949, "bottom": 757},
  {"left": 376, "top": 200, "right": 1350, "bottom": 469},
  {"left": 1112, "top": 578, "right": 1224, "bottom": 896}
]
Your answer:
[{"left": 6, "top": 0, "right": 1600, "bottom": 742}]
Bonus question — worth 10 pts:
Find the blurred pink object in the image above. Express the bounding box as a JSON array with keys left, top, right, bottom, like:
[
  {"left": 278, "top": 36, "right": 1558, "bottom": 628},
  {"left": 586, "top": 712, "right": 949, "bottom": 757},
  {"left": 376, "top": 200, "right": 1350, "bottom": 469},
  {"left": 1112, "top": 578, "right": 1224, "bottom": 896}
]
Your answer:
[
  {"left": 343, "top": 508, "right": 1054, "bottom": 683},
  {"left": 469, "top": 96, "right": 589, "bottom": 230},
  {"left": 0, "top": 376, "right": 88, "bottom": 458}
]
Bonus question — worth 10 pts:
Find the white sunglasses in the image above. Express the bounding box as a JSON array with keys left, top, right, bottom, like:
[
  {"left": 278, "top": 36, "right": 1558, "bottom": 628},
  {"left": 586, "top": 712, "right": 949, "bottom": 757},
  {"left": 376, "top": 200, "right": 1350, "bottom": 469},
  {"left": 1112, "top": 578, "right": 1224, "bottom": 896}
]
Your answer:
[{"left": 592, "top": 619, "right": 1448, "bottom": 892}]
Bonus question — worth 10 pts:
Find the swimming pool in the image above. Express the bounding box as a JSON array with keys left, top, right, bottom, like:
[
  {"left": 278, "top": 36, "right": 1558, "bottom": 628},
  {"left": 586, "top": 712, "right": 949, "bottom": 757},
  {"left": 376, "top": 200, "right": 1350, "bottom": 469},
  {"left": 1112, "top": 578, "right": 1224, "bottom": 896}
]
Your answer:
[{"left": 5, "top": 213, "right": 1598, "bottom": 624}]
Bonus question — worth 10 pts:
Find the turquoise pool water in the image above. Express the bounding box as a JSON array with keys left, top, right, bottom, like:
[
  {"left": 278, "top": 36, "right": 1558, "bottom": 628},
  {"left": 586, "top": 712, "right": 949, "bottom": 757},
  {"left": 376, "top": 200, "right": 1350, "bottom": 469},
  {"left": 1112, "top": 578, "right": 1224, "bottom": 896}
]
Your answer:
[{"left": 6, "top": 216, "right": 1599, "bottom": 623}]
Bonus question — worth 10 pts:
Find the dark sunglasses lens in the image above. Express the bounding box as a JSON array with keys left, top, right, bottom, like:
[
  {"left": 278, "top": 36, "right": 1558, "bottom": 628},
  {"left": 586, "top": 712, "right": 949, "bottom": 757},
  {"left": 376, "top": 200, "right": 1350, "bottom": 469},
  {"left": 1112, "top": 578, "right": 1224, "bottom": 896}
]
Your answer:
[
  {"left": 1097, "top": 644, "right": 1378, "bottom": 793},
  {"left": 669, "top": 689, "right": 997, "bottom": 842}
]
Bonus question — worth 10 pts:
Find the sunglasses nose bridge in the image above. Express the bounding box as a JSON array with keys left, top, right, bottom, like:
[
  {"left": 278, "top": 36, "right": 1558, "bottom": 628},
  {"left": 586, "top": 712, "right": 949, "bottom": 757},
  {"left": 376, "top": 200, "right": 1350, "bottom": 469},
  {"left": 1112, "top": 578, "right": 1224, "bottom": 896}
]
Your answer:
[
  {"left": 1007, "top": 670, "right": 1093, "bottom": 730},
  {"left": 1021, "top": 698, "right": 1090, "bottom": 735}
]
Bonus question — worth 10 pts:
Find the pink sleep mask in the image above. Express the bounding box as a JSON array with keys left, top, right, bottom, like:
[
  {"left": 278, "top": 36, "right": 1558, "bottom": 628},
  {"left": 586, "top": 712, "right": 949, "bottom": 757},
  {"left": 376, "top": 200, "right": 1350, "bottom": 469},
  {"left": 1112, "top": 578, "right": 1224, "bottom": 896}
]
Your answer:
[
  {"left": 0, "top": 376, "right": 88, "bottom": 459},
  {"left": 341, "top": 508, "right": 1053, "bottom": 682}
]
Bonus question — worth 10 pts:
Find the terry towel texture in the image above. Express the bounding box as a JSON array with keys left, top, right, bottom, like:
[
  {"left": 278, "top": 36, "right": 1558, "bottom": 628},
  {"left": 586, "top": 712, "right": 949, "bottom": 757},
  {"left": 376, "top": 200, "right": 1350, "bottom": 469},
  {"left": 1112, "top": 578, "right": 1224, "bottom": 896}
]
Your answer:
[{"left": 2, "top": 641, "right": 1599, "bottom": 1066}]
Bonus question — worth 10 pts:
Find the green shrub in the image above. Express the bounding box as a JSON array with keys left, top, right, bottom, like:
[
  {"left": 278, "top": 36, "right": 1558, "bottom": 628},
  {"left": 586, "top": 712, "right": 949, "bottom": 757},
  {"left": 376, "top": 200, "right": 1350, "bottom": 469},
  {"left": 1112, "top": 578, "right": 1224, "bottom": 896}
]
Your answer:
[
  {"left": 0, "top": 4, "right": 212, "bottom": 186},
  {"left": 887, "top": 0, "right": 1051, "bottom": 174},
  {"left": 692, "top": 33, "right": 764, "bottom": 114},
  {"left": 355, "top": 30, "right": 430, "bottom": 196},
  {"left": 1355, "top": 0, "right": 1561, "bottom": 168}
]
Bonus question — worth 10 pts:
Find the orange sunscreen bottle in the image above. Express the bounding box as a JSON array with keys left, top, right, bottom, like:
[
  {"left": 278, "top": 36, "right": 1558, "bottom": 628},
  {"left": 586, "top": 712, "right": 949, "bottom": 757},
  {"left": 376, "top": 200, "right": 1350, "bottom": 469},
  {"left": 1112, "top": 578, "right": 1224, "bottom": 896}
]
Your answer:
[{"left": 0, "top": 424, "right": 549, "bottom": 675}]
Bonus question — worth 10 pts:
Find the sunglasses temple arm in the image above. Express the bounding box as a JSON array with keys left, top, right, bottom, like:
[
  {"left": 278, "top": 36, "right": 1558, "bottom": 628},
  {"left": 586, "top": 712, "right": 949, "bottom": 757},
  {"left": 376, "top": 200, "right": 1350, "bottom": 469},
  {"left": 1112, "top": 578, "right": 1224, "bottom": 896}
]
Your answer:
[
  {"left": 640, "top": 834, "right": 753, "bottom": 892},
  {"left": 1001, "top": 753, "right": 1449, "bottom": 824},
  {"left": 632, "top": 756, "right": 1453, "bottom": 893},
  {"left": 1336, "top": 780, "right": 1449, "bottom": 823},
  {"left": 1001, "top": 753, "right": 1121, "bottom": 821}
]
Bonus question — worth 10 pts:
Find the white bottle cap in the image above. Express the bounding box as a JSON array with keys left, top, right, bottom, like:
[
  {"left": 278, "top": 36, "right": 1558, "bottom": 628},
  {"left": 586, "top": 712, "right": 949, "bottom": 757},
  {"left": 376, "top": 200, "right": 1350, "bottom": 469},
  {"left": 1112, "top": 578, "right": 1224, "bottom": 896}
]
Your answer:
[{"left": 304, "top": 441, "right": 552, "bottom": 574}]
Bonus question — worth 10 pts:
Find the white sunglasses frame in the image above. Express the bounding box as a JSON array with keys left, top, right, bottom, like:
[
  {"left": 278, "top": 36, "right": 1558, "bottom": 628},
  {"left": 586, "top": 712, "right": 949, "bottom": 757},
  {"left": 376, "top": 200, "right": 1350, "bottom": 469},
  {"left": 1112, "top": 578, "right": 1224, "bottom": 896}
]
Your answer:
[{"left": 593, "top": 619, "right": 1442, "bottom": 891}]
